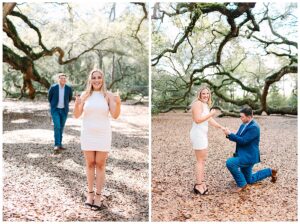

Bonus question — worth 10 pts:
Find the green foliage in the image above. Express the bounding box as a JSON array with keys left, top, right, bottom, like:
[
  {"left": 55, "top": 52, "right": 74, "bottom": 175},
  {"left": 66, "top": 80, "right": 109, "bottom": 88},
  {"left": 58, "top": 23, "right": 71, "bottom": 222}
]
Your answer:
[
  {"left": 287, "top": 93, "right": 297, "bottom": 108},
  {"left": 267, "top": 85, "right": 286, "bottom": 108},
  {"left": 3, "top": 2, "right": 148, "bottom": 101},
  {"left": 152, "top": 2, "right": 297, "bottom": 114},
  {"left": 267, "top": 83, "right": 297, "bottom": 108}
]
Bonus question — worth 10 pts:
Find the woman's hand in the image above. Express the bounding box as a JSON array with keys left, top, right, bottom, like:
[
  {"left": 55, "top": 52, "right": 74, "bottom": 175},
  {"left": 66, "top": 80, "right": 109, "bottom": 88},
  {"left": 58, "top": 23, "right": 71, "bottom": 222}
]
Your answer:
[
  {"left": 106, "top": 90, "right": 121, "bottom": 119},
  {"left": 223, "top": 127, "right": 231, "bottom": 135},
  {"left": 74, "top": 94, "right": 82, "bottom": 105},
  {"left": 107, "top": 90, "right": 121, "bottom": 105},
  {"left": 75, "top": 92, "right": 89, "bottom": 105},
  {"left": 210, "top": 109, "right": 217, "bottom": 116},
  {"left": 73, "top": 92, "right": 85, "bottom": 118}
]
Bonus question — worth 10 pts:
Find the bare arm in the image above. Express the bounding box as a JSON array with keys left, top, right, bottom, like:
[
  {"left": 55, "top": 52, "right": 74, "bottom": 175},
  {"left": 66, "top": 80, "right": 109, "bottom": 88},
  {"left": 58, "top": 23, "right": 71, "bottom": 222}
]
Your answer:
[
  {"left": 209, "top": 117, "right": 224, "bottom": 129},
  {"left": 73, "top": 92, "right": 86, "bottom": 118},
  {"left": 107, "top": 91, "right": 121, "bottom": 119},
  {"left": 192, "top": 101, "right": 216, "bottom": 124}
]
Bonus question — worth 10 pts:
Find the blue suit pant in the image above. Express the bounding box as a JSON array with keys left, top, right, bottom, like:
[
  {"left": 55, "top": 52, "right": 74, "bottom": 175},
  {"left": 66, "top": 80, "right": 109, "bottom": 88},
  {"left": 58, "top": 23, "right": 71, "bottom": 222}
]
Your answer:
[
  {"left": 226, "top": 157, "right": 272, "bottom": 188},
  {"left": 51, "top": 108, "right": 68, "bottom": 147}
]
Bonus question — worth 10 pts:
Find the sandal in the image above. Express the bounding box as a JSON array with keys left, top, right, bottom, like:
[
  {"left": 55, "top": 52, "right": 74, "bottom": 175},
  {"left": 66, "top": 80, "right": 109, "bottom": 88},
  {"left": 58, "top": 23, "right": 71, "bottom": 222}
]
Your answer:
[
  {"left": 84, "top": 191, "right": 94, "bottom": 208},
  {"left": 91, "top": 192, "right": 103, "bottom": 211},
  {"left": 193, "top": 182, "right": 208, "bottom": 195}
]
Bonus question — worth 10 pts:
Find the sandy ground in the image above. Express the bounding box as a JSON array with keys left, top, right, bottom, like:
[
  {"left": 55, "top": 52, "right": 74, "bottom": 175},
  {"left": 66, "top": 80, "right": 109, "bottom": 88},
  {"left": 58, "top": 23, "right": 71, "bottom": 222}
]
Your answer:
[
  {"left": 3, "top": 100, "right": 149, "bottom": 221},
  {"left": 152, "top": 112, "right": 297, "bottom": 221}
]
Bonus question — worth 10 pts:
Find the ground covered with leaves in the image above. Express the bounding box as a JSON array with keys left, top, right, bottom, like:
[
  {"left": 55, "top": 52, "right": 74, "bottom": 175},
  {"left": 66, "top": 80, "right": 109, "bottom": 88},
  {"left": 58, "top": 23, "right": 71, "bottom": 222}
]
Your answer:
[
  {"left": 152, "top": 112, "right": 297, "bottom": 221},
  {"left": 3, "top": 100, "right": 149, "bottom": 221}
]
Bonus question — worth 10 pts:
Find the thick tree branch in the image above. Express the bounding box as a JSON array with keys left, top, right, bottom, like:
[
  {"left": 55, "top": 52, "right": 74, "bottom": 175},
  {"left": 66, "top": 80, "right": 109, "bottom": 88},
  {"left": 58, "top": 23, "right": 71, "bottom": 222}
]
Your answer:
[
  {"left": 152, "top": 10, "right": 201, "bottom": 66},
  {"left": 3, "top": 3, "right": 16, "bottom": 21},
  {"left": 199, "top": 78, "right": 259, "bottom": 108},
  {"left": 267, "top": 16, "right": 297, "bottom": 48},
  {"left": 47, "top": 37, "right": 111, "bottom": 65},
  {"left": 152, "top": 3, "right": 297, "bottom": 116},
  {"left": 261, "top": 65, "right": 297, "bottom": 113},
  {"left": 132, "top": 3, "right": 148, "bottom": 46},
  {"left": 10, "top": 11, "right": 48, "bottom": 52},
  {"left": 215, "top": 72, "right": 260, "bottom": 95},
  {"left": 152, "top": 3, "right": 258, "bottom": 66},
  {"left": 4, "top": 18, "right": 34, "bottom": 57},
  {"left": 3, "top": 4, "right": 111, "bottom": 99}
]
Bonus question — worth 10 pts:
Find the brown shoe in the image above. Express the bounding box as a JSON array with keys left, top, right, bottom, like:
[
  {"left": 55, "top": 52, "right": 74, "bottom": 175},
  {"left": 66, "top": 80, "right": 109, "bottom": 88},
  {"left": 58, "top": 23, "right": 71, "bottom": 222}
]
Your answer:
[
  {"left": 231, "top": 185, "right": 248, "bottom": 193},
  {"left": 59, "top": 146, "right": 67, "bottom": 150},
  {"left": 271, "top": 169, "right": 278, "bottom": 183}
]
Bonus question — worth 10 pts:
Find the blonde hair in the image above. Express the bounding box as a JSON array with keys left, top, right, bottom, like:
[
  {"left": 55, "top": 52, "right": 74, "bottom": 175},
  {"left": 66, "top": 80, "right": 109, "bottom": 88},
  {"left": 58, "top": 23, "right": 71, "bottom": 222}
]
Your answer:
[
  {"left": 192, "top": 85, "right": 212, "bottom": 107},
  {"left": 84, "top": 69, "right": 107, "bottom": 97}
]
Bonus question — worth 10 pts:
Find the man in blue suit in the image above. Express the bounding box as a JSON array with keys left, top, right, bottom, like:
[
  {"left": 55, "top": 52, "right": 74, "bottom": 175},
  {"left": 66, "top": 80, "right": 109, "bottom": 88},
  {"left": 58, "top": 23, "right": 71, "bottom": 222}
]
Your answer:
[
  {"left": 223, "top": 107, "right": 277, "bottom": 193},
  {"left": 48, "top": 73, "right": 73, "bottom": 152}
]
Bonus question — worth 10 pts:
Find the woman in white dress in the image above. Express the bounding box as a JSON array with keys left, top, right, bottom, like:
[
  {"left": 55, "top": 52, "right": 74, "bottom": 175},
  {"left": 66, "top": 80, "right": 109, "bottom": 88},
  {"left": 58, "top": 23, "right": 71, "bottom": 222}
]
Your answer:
[
  {"left": 190, "top": 86, "right": 224, "bottom": 195},
  {"left": 74, "top": 69, "right": 121, "bottom": 210}
]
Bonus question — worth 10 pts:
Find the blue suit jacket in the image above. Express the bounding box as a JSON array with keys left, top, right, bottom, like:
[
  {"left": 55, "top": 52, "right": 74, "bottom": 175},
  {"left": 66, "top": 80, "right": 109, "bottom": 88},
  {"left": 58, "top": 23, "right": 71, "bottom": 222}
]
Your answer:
[
  {"left": 48, "top": 84, "right": 73, "bottom": 114},
  {"left": 228, "top": 119, "right": 261, "bottom": 165}
]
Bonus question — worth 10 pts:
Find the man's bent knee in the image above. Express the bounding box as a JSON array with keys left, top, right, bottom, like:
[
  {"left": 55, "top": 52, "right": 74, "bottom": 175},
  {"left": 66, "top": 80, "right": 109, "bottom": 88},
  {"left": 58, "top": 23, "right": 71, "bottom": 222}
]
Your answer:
[{"left": 226, "top": 158, "right": 235, "bottom": 168}]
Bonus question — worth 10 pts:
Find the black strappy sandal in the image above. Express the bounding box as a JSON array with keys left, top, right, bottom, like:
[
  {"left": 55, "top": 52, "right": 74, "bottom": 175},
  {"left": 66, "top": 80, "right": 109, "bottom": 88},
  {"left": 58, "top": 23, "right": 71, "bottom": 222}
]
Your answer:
[
  {"left": 193, "top": 182, "right": 208, "bottom": 195},
  {"left": 91, "top": 192, "right": 103, "bottom": 211},
  {"left": 84, "top": 191, "right": 94, "bottom": 208}
]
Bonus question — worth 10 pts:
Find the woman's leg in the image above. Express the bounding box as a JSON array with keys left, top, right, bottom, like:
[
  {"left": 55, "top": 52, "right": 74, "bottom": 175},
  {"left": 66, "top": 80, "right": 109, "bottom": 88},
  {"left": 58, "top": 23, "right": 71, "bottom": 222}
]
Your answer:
[
  {"left": 83, "top": 151, "right": 96, "bottom": 204},
  {"left": 194, "top": 149, "right": 208, "bottom": 192},
  {"left": 94, "top": 151, "right": 109, "bottom": 206}
]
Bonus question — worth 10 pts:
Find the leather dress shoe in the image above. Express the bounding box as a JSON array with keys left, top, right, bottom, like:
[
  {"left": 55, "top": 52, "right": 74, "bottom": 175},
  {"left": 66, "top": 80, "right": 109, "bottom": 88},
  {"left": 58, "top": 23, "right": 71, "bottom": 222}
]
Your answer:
[{"left": 271, "top": 169, "right": 278, "bottom": 183}]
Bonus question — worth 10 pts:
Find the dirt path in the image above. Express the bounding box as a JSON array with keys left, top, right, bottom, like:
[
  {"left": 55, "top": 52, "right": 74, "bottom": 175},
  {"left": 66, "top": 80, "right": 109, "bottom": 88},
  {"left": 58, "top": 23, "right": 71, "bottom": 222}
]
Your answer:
[
  {"left": 3, "top": 100, "right": 149, "bottom": 221},
  {"left": 152, "top": 112, "right": 297, "bottom": 221}
]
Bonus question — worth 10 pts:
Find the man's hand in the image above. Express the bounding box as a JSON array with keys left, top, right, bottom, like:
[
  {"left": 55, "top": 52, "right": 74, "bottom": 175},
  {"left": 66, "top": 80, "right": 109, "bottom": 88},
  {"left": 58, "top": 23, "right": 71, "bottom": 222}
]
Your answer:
[
  {"left": 223, "top": 127, "right": 231, "bottom": 136},
  {"left": 222, "top": 126, "right": 231, "bottom": 135}
]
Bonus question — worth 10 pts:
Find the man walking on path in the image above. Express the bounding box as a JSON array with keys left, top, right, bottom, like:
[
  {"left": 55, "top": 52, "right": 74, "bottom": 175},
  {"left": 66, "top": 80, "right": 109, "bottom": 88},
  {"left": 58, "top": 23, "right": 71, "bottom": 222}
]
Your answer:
[{"left": 48, "top": 73, "right": 73, "bottom": 152}]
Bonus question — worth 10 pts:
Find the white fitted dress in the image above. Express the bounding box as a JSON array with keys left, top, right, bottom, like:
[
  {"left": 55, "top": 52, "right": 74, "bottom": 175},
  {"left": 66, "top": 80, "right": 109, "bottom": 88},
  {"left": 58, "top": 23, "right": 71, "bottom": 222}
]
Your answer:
[
  {"left": 81, "top": 92, "right": 111, "bottom": 151},
  {"left": 190, "top": 103, "right": 209, "bottom": 150}
]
